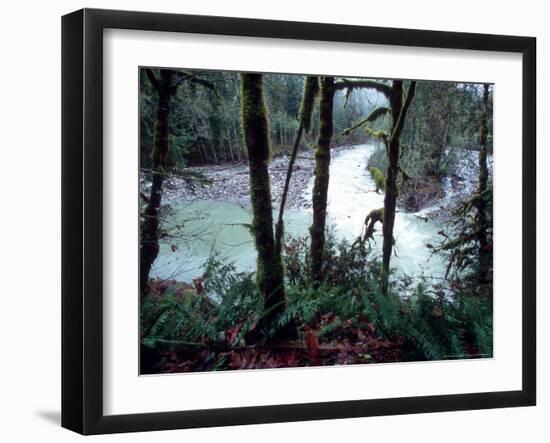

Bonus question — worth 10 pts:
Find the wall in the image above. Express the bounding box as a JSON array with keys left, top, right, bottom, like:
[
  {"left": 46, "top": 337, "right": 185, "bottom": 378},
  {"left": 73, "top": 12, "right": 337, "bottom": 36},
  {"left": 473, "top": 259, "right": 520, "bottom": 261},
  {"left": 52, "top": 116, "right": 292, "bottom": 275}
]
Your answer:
[{"left": 0, "top": 0, "right": 546, "bottom": 441}]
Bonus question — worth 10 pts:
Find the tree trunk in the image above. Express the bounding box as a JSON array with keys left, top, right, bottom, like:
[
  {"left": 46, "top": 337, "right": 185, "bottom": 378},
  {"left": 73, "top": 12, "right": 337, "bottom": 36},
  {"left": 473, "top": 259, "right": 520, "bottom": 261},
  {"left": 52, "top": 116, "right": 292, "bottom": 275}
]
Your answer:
[
  {"left": 275, "top": 76, "right": 319, "bottom": 258},
  {"left": 381, "top": 81, "right": 403, "bottom": 284},
  {"left": 381, "top": 81, "right": 416, "bottom": 292},
  {"left": 240, "top": 73, "right": 287, "bottom": 338},
  {"left": 275, "top": 124, "right": 303, "bottom": 255},
  {"left": 140, "top": 69, "right": 173, "bottom": 294},
  {"left": 206, "top": 119, "right": 218, "bottom": 163},
  {"left": 227, "top": 128, "right": 235, "bottom": 161},
  {"left": 476, "top": 83, "right": 490, "bottom": 283},
  {"left": 310, "top": 76, "right": 335, "bottom": 283},
  {"left": 231, "top": 124, "right": 241, "bottom": 161}
]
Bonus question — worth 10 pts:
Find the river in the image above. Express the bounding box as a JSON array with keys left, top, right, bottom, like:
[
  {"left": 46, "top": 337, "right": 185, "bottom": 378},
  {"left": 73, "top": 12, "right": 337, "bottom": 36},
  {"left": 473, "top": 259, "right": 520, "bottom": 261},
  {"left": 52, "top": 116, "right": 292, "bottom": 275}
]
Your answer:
[{"left": 151, "top": 144, "right": 447, "bottom": 284}]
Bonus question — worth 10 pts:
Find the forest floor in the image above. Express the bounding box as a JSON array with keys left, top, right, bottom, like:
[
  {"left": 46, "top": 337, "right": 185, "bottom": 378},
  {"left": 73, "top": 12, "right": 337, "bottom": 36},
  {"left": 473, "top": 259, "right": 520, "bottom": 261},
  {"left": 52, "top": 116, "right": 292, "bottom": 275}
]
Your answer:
[{"left": 140, "top": 277, "right": 491, "bottom": 374}]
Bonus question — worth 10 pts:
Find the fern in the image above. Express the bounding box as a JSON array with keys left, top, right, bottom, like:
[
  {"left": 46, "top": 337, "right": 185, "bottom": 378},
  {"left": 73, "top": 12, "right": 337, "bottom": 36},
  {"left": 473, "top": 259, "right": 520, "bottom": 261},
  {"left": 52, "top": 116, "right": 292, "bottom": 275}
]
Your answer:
[{"left": 409, "top": 326, "right": 445, "bottom": 361}]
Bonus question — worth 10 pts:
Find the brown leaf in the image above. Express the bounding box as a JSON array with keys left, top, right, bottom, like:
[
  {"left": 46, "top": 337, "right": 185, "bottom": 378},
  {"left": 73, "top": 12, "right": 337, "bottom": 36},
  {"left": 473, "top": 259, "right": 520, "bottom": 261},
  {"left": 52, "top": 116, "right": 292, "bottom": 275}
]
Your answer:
[
  {"left": 304, "top": 325, "right": 320, "bottom": 365},
  {"left": 225, "top": 322, "right": 243, "bottom": 346},
  {"left": 432, "top": 306, "right": 444, "bottom": 318},
  {"left": 228, "top": 351, "right": 242, "bottom": 369}
]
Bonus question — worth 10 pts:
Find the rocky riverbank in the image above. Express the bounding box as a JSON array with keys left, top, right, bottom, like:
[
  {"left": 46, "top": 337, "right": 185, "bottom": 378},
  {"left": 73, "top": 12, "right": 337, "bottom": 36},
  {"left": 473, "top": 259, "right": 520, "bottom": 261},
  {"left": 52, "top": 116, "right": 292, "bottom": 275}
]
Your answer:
[
  {"left": 409, "top": 149, "right": 493, "bottom": 223},
  {"left": 141, "top": 146, "right": 360, "bottom": 211}
]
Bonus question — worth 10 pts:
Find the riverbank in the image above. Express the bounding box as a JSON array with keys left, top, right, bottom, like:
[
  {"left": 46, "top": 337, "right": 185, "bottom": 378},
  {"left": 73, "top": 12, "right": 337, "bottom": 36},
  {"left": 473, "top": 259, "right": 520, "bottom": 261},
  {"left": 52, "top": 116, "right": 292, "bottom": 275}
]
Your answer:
[
  {"left": 141, "top": 144, "right": 486, "bottom": 223},
  {"left": 141, "top": 149, "right": 316, "bottom": 210},
  {"left": 141, "top": 145, "right": 383, "bottom": 211},
  {"left": 410, "top": 149, "right": 493, "bottom": 223}
]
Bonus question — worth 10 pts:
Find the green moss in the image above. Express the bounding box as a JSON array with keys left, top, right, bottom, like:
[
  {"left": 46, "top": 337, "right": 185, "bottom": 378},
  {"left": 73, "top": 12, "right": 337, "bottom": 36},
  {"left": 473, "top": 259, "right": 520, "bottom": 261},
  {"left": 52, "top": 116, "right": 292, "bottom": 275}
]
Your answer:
[
  {"left": 298, "top": 76, "right": 320, "bottom": 133},
  {"left": 381, "top": 80, "right": 415, "bottom": 292},
  {"left": 310, "top": 76, "right": 335, "bottom": 283},
  {"left": 240, "top": 73, "right": 271, "bottom": 159},
  {"left": 364, "top": 127, "right": 389, "bottom": 144},
  {"left": 369, "top": 166, "right": 386, "bottom": 192},
  {"left": 363, "top": 207, "right": 384, "bottom": 241},
  {"left": 366, "top": 106, "right": 390, "bottom": 123},
  {"left": 475, "top": 83, "right": 491, "bottom": 283},
  {"left": 240, "top": 73, "right": 288, "bottom": 335}
]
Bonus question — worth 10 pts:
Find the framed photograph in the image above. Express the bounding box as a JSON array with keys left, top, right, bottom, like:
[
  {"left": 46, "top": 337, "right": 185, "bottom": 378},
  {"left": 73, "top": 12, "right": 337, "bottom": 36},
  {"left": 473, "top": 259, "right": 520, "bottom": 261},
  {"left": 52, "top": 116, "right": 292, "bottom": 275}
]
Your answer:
[{"left": 62, "top": 8, "right": 536, "bottom": 435}]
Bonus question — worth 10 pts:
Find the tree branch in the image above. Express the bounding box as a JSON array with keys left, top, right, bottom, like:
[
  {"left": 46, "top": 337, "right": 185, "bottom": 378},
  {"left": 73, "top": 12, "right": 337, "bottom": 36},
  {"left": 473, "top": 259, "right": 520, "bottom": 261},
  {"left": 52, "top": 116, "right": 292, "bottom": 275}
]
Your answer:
[
  {"left": 366, "top": 106, "right": 390, "bottom": 123},
  {"left": 364, "top": 127, "right": 389, "bottom": 144},
  {"left": 391, "top": 81, "right": 416, "bottom": 141},
  {"left": 171, "top": 72, "right": 218, "bottom": 96},
  {"left": 334, "top": 79, "right": 391, "bottom": 97},
  {"left": 341, "top": 117, "right": 370, "bottom": 137},
  {"left": 341, "top": 107, "right": 389, "bottom": 137}
]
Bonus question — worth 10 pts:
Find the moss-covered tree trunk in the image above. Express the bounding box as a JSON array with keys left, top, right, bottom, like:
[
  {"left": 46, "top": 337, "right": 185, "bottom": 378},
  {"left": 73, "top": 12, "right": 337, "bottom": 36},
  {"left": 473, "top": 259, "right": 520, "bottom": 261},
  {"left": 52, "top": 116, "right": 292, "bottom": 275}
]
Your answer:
[
  {"left": 140, "top": 69, "right": 174, "bottom": 294},
  {"left": 476, "top": 83, "right": 490, "bottom": 283},
  {"left": 240, "top": 74, "right": 288, "bottom": 337},
  {"left": 310, "top": 76, "right": 335, "bottom": 283},
  {"left": 381, "top": 81, "right": 416, "bottom": 292},
  {"left": 381, "top": 81, "right": 404, "bottom": 284}
]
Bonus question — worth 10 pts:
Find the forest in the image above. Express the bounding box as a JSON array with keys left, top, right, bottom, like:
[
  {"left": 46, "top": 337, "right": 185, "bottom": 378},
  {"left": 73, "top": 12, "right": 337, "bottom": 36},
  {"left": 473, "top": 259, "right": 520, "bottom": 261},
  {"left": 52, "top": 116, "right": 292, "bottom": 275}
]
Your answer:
[{"left": 139, "top": 67, "right": 493, "bottom": 374}]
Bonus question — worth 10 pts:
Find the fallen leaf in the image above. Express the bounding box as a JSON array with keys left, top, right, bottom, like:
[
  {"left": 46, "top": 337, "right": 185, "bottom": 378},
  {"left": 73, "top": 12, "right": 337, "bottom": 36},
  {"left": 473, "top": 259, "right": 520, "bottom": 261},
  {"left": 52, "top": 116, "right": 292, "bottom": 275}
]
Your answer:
[{"left": 304, "top": 325, "right": 320, "bottom": 365}]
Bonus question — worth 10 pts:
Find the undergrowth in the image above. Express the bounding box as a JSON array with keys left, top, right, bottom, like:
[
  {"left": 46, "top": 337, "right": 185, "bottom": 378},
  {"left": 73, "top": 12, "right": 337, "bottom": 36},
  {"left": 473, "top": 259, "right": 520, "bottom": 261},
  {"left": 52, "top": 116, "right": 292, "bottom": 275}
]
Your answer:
[{"left": 141, "top": 234, "right": 492, "bottom": 373}]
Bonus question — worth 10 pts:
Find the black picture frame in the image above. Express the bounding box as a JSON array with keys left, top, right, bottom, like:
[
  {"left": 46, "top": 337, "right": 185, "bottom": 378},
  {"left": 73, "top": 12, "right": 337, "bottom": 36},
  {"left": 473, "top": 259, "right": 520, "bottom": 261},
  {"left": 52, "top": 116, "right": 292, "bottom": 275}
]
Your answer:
[{"left": 62, "top": 8, "right": 536, "bottom": 435}]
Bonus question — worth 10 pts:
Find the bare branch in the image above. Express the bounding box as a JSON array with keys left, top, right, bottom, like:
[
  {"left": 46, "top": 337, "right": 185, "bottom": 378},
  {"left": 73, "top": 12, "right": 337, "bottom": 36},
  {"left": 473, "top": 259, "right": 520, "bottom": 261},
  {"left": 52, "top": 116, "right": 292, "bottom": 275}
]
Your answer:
[{"left": 171, "top": 72, "right": 218, "bottom": 96}]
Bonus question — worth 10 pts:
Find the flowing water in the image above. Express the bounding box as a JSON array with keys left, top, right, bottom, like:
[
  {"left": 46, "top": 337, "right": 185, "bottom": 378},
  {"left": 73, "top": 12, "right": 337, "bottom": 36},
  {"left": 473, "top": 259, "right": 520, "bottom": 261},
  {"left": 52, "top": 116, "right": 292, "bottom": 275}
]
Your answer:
[{"left": 151, "top": 144, "right": 447, "bottom": 284}]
